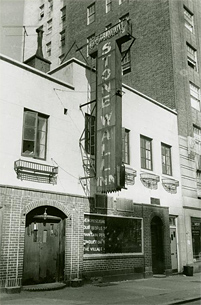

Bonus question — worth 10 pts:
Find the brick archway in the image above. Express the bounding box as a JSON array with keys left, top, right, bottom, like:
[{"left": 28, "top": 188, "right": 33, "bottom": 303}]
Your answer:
[{"left": 22, "top": 199, "right": 71, "bottom": 218}]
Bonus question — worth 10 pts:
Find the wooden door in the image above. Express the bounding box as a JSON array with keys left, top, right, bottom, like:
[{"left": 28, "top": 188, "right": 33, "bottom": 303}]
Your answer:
[
  {"left": 170, "top": 227, "right": 178, "bottom": 271},
  {"left": 151, "top": 217, "right": 164, "bottom": 274},
  {"left": 23, "top": 218, "right": 64, "bottom": 285}
]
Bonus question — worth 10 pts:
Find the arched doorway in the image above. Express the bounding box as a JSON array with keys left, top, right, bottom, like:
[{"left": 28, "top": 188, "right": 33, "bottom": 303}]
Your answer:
[
  {"left": 151, "top": 216, "right": 165, "bottom": 274},
  {"left": 23, "top": 206, "right": 66, "bottom": 285}
]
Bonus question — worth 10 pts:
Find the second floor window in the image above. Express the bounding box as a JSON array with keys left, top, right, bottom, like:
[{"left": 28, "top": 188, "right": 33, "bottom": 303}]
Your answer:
[
  {"left": 190, "top": 82, "right": 200, "bottom": 111},
  {"left": 140, "top": 135, "right": 152, "bottom": 170},
  {"left": 22, "top": 109, "right": 48, "bottom": 160},
  {"left": 184, "top": 6, "right": 194, "bottom": 32},
  {"left": 122, "top": 128, "right": 130, "bottom": 164},
  {"left": 187, "top": 43, "right": 198, "bottom": 71},
  {"left": 87, "top": 3, "right": 95, "bottom": 25},
  {"left": 161, "top": 143, "right": 172, "bottom": 176}
]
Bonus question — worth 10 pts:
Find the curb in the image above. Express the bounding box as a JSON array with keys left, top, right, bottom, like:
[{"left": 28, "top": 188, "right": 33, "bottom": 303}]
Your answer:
[{"left": 165, "top": 296, "right": 201, "bottom": 305}]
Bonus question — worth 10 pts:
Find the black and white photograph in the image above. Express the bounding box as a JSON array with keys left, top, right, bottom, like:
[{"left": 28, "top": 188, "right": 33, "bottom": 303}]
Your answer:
[{"left": 0, "top": 0, "right": 201, "bottom": 304}]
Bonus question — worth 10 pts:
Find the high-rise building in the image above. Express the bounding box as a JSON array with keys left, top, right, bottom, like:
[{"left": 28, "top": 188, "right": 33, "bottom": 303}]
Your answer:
[{"left": 21, "top": 0, "right": 201, "bottom": 275}]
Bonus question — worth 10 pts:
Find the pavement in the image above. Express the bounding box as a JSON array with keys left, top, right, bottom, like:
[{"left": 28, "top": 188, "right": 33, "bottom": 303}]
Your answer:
[{"left": 0, "top": 273, "right": 201, "bottom": 305}]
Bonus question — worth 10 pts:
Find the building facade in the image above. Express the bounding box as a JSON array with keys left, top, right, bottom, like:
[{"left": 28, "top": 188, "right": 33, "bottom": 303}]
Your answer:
[
  {"left": 22, "top": 0, "right": 201, "bottom": 273},
  {"left": 0, "top": 49, "right": 185, "bottom": 291}
]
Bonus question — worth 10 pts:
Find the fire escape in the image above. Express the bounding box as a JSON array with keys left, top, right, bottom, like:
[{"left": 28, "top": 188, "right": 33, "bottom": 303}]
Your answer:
[{"left": 79, "top": 100, "right": 96, "bottom": 197}]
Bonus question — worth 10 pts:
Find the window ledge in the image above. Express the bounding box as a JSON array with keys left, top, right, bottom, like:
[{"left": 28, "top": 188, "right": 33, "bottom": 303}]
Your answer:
[
  {"left": 162, "top": 178, "right": 179, "bottom": 194},
  {"left": 125, "top": 165, "right": 137, "bottom": 185},
  {"left": 14, "top": 159, "right": 58, "bottom": 184},
  {"left": 140, "top": 172, "right": 160, "bottom": 189}
]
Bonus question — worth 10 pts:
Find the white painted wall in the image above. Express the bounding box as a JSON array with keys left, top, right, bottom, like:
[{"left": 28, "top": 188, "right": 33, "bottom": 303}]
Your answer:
[{"left": 0, "top": 55, "right": 86, "bottom": 196}]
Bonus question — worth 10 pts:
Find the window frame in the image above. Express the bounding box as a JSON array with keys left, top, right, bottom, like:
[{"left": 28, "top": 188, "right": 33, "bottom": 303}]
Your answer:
[
  {"left": 87, "top": 33, "right": 95, "bottom": 57},
  {"left": 61, "top": 6, "right": 66, "bottom": 23},
  {"left": 46, "top": 42, "right": 51, "bottom": 56},
  {"left": 21, "top": 109, "right": 48, "bottom": 160},
  {"left": 190, "top": 82, "right": 200, "bottom": 111},
  {"left": 106, "top": 0, "right": 112, "bottom": 13},
  {"left": 161, "top": 143, "right": 172, "bottom": 176},
  {"left": 87, "top": 3, "right": 95, "bottom": 25},
  {"left": 85, "top": 113, "right": 95, "bottom": 156},
  {"left": 48, "top": 0, "right": 53, "bottom": 12},
  {"left": 184, "top": 6, "right": 194, "bottom": 33},
  {"left": 187, "top": 43, "right": 198, "bottom": 71},
  {"left": 47, "top": 18, "right": 52, "bottom": 34},
  {"left": 122, "top": 49, "right": 131, "bottom": 75},
  {"left": 122, "top": 128, "right": 130, "bottom": 165},
  {"left": 39, "top": 4, "right": 45, "bottom": 20},
  {"left": 60, "top": 30, "right": 65, "bottom": 47},
  {"left": 140, "top": 135, "right": 153, "bottom": 171}
]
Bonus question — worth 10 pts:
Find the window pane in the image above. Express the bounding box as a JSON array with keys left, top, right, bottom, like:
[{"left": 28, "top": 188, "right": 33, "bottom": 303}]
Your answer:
[
  {"left": 23, "top": 127, "right": 36, "bottom": 140},
  {"left": 22, "top": 140, "right": 34, "bottom": 155}
]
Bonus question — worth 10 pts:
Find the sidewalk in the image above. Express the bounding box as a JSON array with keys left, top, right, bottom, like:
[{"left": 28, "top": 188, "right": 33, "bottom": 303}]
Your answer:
[{"left": 1, "top": 273, "right": 201, "bottom": 305}]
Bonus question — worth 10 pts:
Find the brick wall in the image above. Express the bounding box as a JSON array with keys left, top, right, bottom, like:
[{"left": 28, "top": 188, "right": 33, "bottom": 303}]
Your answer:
[
  {"left": 65, "top": 0, "right": 175, "bottom": 109},
  {"left": 83, "top": 198, "right": 171, "bottom": 280},
  {"left": 0, "top": 185, "right": 87, "bottom": 288}
]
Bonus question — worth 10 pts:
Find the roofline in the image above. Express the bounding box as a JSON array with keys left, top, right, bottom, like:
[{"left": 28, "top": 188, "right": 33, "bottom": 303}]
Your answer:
[
  {"left": 0, "top": 53, "right": 74, "bottom": 90},
  {"left": 49, "top": 57, "right": 96, "bottom": 75},
  {"left": 123, "top": 84, "right": 177, "bottom": 115}
]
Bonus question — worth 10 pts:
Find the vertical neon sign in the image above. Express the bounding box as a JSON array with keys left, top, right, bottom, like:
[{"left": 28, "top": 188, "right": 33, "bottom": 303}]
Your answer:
[{"left": 89, "top": 20, "right": 131, "bottom": 193}]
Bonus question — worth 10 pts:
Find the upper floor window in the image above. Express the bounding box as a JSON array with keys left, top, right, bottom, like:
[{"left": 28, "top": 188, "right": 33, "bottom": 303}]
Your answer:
[
  {"left": 122, "top": 49, "right": 131, "bottom": 75},
  {"left": 60, "top": 30, "right": 65, "bottom": 47},
  {"left": 140, "top": 135, "right": 152, "bottom": 170},
  {"left": 161, "top": 143, "right": 172, "bottom": 176},
  {"left": 87, "top": 3, "right": 95, "bottom": 25},
  {"left": 106, "top": 0, "right": 112, "bottom": 13},
  {"left": 187, "top": 43, "right": 198, "bottom": 71},
  {"left": 87, "top": 33, "right": 95, "bottom": 56},
  {"left": 39, "top": 4, "right": 44, "bottom": 20},
  {"left": 122, "top": 128, "right": 130, "bottom": 164},
  {"left": 197, "top": 171, "right": 201, "bottom": 198},
  {"left": 119, "top": 13, "right": 129, "bottom": 22},
  {"left": 48, "top": 0, "right": 53, "bottom": 12},
  {"left": 22, "top": 109, "right": 48, "bottom": 160},
  {"left": 105, "top": 23, "right": 112, "bottom": 30},
  {"left": 190, "top": 82, "right": 200, "bottom": 111},
  {"left": 184, "top": 6, "right": 194, "bottom": 32},
  {"left": 61, "top": 6, "right": 66, "bottom": 23},
  {"left": 47, "top": 19, "right": 52, "bottom": 33},
  {"left": 193, "top": 125, "right": 201, "bottom": 154},
  {"left": 59, "top": 53, "right": 65, "bottom": 64},
  {"left": 85, "top": 113, "right": 95, "bottom": 155},
  {"left": 46, "top": 42, "right": 51, "bottom": 56}
]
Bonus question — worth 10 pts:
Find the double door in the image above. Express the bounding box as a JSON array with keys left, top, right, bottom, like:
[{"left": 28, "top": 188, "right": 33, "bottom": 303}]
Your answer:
[{"left": 23, "top": 217, "right": 65, "bottom": 285}]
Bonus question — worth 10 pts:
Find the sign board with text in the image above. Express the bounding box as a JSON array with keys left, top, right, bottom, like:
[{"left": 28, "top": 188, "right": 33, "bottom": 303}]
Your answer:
[{"left": 89, "top": 20, "right": 132, "bottom": 193}]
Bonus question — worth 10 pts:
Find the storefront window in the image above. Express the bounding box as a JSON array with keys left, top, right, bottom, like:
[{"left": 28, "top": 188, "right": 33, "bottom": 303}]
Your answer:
[
  {"left": 191, "top": 217, "right": 201, "bottom": 261},
  {"left": 84, "top": 215, "right": 142, "bottom": 254}
]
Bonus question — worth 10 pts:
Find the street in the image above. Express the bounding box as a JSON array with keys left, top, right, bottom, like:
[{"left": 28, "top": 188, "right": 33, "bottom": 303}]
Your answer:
[{"left": 1, "top": 273, "right": 201, "bottom": 305}]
